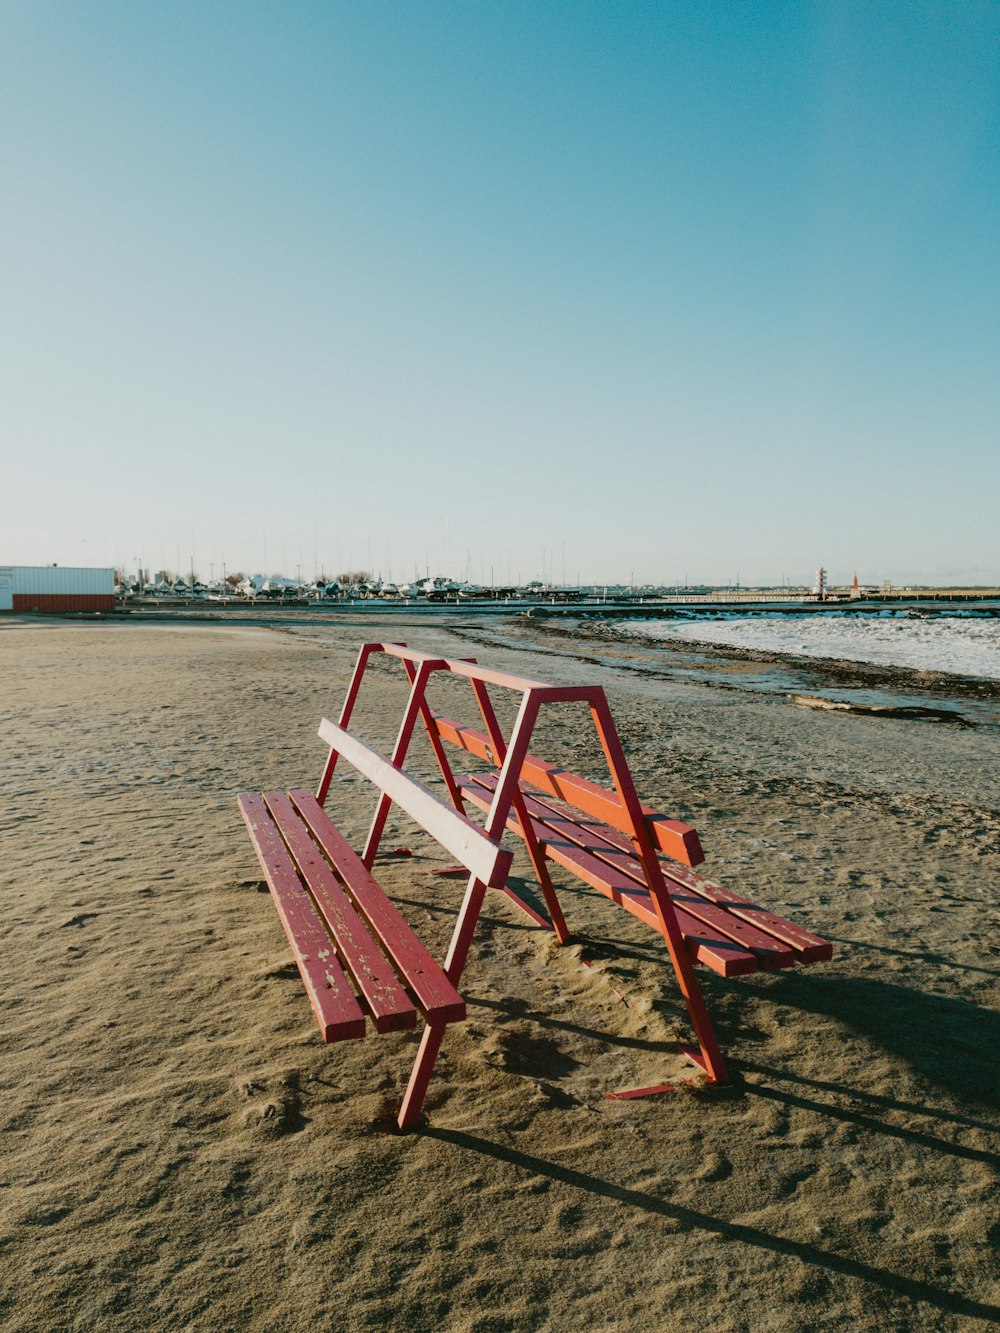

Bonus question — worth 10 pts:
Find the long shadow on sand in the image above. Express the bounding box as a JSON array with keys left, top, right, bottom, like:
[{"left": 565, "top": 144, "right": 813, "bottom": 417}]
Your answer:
[
  {"left": 824, "top": 932, "right": 999, "bottom": 978},
  {"left": 725, "top": 969, "right": 1000, "bottom": 1108},
  {"left": 739, "top": 1074, "right": 998, "bottom": 1166},
  {"left": 469, "top": 998, "right": 998, "bottom": 1164},
  {"left": 468, "top": 994, "right": 682, "bottom": 1054},
  {"left": 421, "top": 1126, "right": 1000, "bottom": 1324}
]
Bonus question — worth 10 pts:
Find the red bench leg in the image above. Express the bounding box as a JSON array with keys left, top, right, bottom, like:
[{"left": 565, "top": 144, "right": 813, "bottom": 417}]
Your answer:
[
  {"left": 588, "top": 693, "right": 730, "bottom": 1086},
  {"left": 397, "top": 875, "right": 489, "bottom": 1130},
  {"left": 467, "top": 678, "right": 572, "bottom": 944},
  {"left": 398, "top": 1022, "right": 447, "bottom": 1129}
]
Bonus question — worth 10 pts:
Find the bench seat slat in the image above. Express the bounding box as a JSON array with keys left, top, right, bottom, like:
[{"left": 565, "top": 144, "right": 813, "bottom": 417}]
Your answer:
[
  {"left": 487, "top": 782, "right": 797, "bottom": 970},
  {"left": 237, "top": 793, "right": 367, "bottom": 1042},
  {"left": 656, "top": 862, "right": 833, "bottom": 963},
  {"left": 289, "top": 790, "right": 466, "bottom": 1024},
  {"left": 262, "top": 792, "right": 417, "bottom": 1033},
  {"left": 472, "top": 776, "right": 832, "bottom": 966},
  {"left": 544, "top": 800, "right": 831, "bottom": 963},
  {"left": 458, "top": 780, "right": 758, "bottom": 978}
]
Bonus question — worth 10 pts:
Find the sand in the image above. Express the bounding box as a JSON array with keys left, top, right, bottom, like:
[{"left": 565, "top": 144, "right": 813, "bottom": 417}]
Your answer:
[{"left": 1, "top": 613, "right": 997, "bottom": 1330}]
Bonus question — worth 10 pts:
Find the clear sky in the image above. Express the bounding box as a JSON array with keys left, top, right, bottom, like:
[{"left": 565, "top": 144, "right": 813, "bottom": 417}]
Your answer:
[{"left": 2, "top": 1, "right": 998, "bottom": 586}]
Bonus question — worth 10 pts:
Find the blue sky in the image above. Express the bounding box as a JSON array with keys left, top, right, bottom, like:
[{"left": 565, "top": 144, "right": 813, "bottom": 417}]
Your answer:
[{"left": 2, "top": 1, "right": 998, "bottom": 585}]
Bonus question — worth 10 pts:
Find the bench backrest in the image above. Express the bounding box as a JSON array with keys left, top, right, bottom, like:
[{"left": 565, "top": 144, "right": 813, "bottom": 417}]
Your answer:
[
  {"left": 430, "top": 714, "right": 704, "bottom": 868},
  {"left": 318, "top": 717, "right": 513, "bottom": 889}
]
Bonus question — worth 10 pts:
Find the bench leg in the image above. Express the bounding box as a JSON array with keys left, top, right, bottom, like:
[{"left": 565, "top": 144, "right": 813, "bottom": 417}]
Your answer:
[
  {"left": 530, "top": 861, "right": 571, "bottom": 944},
  {"left": 398, "top": 1022, "right": 447, "bottom": 1130},
  {"left": 654, "top": 914, "right": 729, "bottom": 1085},
  {"left": 397, "top": 874, "right": 489, "bottom": 1130}
]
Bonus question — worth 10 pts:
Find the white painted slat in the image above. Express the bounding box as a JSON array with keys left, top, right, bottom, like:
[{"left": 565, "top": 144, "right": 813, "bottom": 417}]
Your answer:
[{"left": 317, "top": 718, "right": 512, "bottom": 887}]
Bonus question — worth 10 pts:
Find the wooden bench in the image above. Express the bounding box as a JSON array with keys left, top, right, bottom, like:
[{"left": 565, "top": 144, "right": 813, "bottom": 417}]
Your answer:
[
  {"left": 238, "top": 643, "right": 832, "bottom": 1123},
  {"left": 238, "top": 684, "right": 514, "bottom": 1129}
]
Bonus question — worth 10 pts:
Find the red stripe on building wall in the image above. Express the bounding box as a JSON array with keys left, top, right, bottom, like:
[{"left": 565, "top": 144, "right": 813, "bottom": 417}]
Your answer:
[{"left": 10, "top": 595, "right": 116, "bottom": 613}]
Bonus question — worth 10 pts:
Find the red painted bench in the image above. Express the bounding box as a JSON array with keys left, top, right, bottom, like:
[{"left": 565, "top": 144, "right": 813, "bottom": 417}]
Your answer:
[
  {"left": 238, "top": 643, "right": 832, "bottom": 1125},
  {"left": 238, "top": 703, "right": 514, "bottom": 1129}
]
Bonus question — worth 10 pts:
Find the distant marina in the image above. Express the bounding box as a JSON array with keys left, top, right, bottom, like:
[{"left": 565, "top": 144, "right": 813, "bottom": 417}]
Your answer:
[
  {"left": 108, "top": 571, "right": 1000, "bottom": 706},
  {"left": 113, "top": 566, "right": 1000, "bottom": 618},
  {"left": 8, "top": 563, "right": 1000, "bottom": 684}
]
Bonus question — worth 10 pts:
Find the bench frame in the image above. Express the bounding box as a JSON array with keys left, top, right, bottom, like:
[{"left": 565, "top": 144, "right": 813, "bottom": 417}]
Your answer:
[
  {"left": 243, "top": 642, "right": 832, "bottom": 1123},
  {"left": 315, "top": 643, "right": 731, "bottom": 1108}
]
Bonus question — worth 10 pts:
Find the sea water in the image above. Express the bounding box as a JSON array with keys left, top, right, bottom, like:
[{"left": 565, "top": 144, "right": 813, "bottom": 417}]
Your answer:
[{"left": 624, "top": 611, "right": 1000, "bottom": 680}]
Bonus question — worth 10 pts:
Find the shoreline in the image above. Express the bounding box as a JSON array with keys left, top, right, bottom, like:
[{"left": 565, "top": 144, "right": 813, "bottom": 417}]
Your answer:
[
  {"left": 599, "top": 619, "right": 1000, "bottom": 704},
  {"left": 6, "top": 603, "right": 999, "bottom": 695}
]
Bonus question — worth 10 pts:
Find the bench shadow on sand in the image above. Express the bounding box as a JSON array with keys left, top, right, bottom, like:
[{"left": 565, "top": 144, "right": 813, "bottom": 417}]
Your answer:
[
  {"left": 421, "top": 1122, "right": 999, "bottom": 1324},
  {"left": 724, "top": 967, "right": 1000, "bottom": 1112},
  {"left": 421, "top": 966, "right": 1000, "bottom": 1322}
]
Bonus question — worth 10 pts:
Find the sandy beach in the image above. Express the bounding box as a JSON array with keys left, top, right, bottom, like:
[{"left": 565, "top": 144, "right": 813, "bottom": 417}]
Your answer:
[{"left": 1, "top": 612, "right": 997, "bottom": 1330}]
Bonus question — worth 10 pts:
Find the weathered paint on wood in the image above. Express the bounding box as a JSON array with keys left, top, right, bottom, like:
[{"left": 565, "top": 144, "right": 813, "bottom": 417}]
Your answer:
[
  {"left": 289, "top": 790, "right": 466, "bottom": 1024},
  {"left": 520, "top": 786, "right": 832, "bottom": 964},
  {"left": 237, "top": 793, "right": 367, "bottom": 1041},
  {"left": 431, "top": 714, "right": 705, "bottom": 867},
  {"left": 470, "top": 776, "right": 799, "bottom": 970},
  {"left": 261, "top": 791, "right": 417, "bottom": 1033},
  {"left": 463, "top": 773, "right": 832, "bottom": 971},
  {"left": 459, "top": 777, "right": 759, "bottom": 977},
  {"left": 317, "top": 718, "right": 513, "bottom": 888}
]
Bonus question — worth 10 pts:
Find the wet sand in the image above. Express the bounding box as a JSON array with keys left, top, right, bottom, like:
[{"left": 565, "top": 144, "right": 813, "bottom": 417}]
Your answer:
[{"left": 1, "top": 614, "right": 997, "bottom": 1330}]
